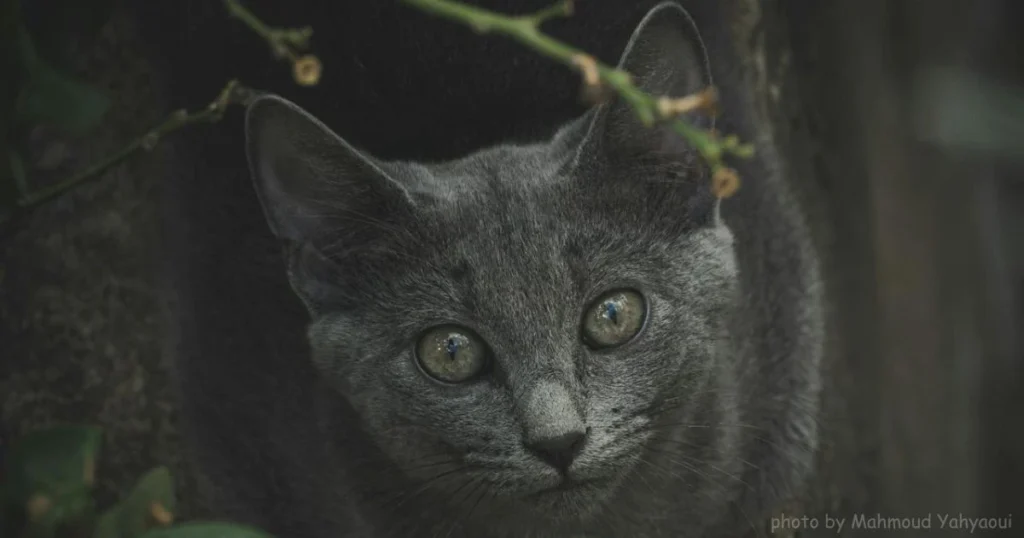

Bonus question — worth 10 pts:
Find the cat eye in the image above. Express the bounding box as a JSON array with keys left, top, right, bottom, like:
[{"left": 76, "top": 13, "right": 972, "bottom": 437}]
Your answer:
[
  {"left": 416, "top": 325, "right": 489, "bottom": 383},
  {"left": 581, "top": 289, "right": 647, "bottom": 349}
]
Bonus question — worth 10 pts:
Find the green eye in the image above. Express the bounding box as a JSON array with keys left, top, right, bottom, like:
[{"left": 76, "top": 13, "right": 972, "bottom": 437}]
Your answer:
[
  {"left": 416, "top": 326, "right": 489, "bottom": 383},
  {"left": 581, "top": 289, "right": 647, "bottom": 349}
]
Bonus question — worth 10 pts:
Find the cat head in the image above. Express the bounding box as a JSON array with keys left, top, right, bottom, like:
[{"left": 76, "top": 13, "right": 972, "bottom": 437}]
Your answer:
[{"left": 245, "top": 1, "right": 743, "bottom": 529}]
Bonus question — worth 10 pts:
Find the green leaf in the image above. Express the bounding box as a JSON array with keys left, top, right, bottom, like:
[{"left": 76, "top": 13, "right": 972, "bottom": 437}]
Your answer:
[
  {"left": 2, "top": 426, "right": 102, "bottom": 537},
  {"left": 93, "top": 467, "right": 177, "bottom": 538},
  {"left": 21, "top": 0, "right": 117, "bottom": 69},
  {"left": 140, "top": 522, "right": 277, "bottom": 538},
  {"left": 4, "top": 426, "right": 102, "bottom": 503},
  {"left": 23, "top": 489, "right": 95, "bottom": 538},
  {"left": 14, "top": 24, "right": 109, "bottom": 135}
]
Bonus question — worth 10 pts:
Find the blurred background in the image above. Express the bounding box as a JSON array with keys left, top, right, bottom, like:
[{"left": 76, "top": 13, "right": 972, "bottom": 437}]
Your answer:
[{"left": 1, "top": 0, "right": 1021, "bottom": 535}]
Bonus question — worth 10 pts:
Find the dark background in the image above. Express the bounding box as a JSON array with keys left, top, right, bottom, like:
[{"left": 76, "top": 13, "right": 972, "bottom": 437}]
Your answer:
[{"left": 1, "top": 0, "right": 1021, "bottom": 535}]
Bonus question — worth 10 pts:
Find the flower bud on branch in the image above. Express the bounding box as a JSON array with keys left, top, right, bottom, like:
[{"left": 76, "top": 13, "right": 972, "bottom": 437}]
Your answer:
[{"left": 403, "top": 0, "right": 753, "bottom": 199}]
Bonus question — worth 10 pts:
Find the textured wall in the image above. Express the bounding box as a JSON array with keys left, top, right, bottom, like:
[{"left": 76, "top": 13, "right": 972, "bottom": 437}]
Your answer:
[{"left": 0, "top": 11, "right": 197, "bottom": 513}]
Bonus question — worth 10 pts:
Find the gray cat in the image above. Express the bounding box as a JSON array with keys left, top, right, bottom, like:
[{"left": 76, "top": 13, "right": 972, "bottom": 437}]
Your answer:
[{"left": 177, "top": 2, "right": 823, "bottom": 537}]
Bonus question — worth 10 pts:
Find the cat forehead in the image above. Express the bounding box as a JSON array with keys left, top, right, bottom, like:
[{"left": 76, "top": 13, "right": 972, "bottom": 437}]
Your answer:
[
  {"left": 395, "top": 153, "right": 706, "bottom": 261},
  {"left": 404, "top": 141, "right": 571, "bottom": 203}
]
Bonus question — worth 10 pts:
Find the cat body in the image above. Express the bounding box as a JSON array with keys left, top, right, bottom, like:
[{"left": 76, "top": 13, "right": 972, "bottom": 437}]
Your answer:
[{"left": 145, "top": 1, "right": 823, "bottom": 536}]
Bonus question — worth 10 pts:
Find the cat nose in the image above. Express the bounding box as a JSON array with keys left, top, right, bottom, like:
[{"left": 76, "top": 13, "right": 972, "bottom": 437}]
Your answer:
[
  {"left": 525, "top": 428, "right": 588, "bottom": 472},
  {"left": 519, "top": 380, "right": 588, "bottom": 472}
]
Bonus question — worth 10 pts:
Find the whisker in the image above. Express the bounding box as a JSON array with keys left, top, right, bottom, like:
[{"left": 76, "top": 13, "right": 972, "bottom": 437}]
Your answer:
[
  {"left": 734, "top": 499, "right": 766, "bottom": 538},
  {"left": 670, "top": 450, "right": 754, "bottom": 492},
  {"left": 378, "top": 464, "right": 468, "bottom": 514},
  {"left": 650, "top": 437, "right": 762, "bottom": 472},
  {"left": 439, "top": 476, "right": 489, "bottom": 538},
  {"left": 643, "top": 420, "right": 791, "bottom": 454},
  {"left": 643, "top": 444, "right": 715, "bottom": 485}
]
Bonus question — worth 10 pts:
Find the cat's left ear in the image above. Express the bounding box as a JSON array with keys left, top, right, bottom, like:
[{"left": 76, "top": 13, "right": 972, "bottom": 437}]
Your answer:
[
  {"left": 245, "top": 94, "right": 417, "bottom": 245},
  {"left": 575, "top": 1, "right": 712, "bottom": 160}
]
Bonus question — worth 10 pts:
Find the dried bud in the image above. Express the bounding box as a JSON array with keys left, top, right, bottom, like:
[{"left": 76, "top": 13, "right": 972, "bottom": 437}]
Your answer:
[
  {"left": 150, "top": 502, "right": 175, "bottom": 526},
  {"left": 656, "top": 87, "right": 719, "bottom": 118},
  {"left": 292, "top": 55, "right": 322, "bottom": 86},
  {"left": 571, "top": 54, "right": 601, "bottom": 88},
  {"left": 712, "top": 167, "right": 740, "bottom": 199},
  {"left": 572, "top": 54, "right": 613, "bottom": 105},
  {"left": 26, "top": 495, "right": 52, "bottom": 521}
]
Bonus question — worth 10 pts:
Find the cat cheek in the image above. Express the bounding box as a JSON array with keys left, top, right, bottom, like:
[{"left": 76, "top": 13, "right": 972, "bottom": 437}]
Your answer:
[{"left": 304, "top": 317, "right": 379, "bottom": 385}]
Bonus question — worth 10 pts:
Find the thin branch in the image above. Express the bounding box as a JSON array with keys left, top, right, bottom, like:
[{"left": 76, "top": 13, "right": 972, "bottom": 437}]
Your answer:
[
  {"left": 3, "top": 0, "right": 322, "bottom": 223},
  {"left": 14, "top": 81, "right": 256, "bottom": 211},
  {"left": 403, "top": 0, "right": 751, "bottom": 198},
  {"left": 223, "top": 0, "right": 322, "bottom": 86}
]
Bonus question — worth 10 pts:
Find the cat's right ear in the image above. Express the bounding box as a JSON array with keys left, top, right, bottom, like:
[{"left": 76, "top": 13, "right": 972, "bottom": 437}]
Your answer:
[
  {"left": 245, "top": 94, "right": 415, "bottom": 244},
  {"left": 574, "top": 2, "right": 713, "bottom": 162}
]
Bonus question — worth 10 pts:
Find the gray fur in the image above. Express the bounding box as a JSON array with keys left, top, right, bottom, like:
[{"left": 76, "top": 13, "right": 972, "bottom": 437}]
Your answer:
[{"left": 208, "top": 2, "right": 824, "bottom": 537}]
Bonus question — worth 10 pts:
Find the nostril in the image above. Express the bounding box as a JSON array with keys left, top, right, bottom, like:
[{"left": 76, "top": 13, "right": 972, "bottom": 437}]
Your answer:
[{"left": 525, "top": 427, "right": 589, "bottom": 472}]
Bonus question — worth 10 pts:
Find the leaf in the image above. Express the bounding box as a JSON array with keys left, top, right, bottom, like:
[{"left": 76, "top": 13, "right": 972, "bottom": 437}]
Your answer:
[
  {"left": 3, "top": 426, "right": 102, "bottom": 503},
  {"left": 93, "top": 467, "right": 176, "bottom": 538},
  {"left": 14, "top": 23, "right": 109, "bottom": 135},
  {"left": 21, "top": 0, "right": 117, "bottom": 69},
  {"left": 23, "top": 489, "right": 95, "bottom": 538},
  {"left": 3, "top": 426, "right": 101, "bottom": 537},
  {"left": 140, "top": 522, "right": 277, "bottom": 538}
]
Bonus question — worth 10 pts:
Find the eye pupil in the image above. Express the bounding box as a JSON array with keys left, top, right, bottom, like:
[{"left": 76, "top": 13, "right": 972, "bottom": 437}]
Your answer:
[
  {"left": 602, "top": 302, "right": 619, "bottom": 324},
  {"left": 581, "top": 289, "right": 646, "bottom": 349},
  {"left": 417, "top": 327, "right": 488, "bottom": 383},
  {"left": 445, "top": 337, "right": 459, "bottom": 359}
]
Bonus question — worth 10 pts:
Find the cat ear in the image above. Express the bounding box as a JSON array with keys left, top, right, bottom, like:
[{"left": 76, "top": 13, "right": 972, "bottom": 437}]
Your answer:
[
  {"left": 576, "top": 1, "right": 712, "bottom": 160},
  {"left": 245, "top": 94, "right": 415, "bottom": 245}
]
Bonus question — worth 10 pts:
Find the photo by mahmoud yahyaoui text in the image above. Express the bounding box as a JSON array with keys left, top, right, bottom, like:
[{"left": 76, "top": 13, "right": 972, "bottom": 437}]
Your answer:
[{"left": 771, "top": 512, "right": 1014, "bottom": 534}]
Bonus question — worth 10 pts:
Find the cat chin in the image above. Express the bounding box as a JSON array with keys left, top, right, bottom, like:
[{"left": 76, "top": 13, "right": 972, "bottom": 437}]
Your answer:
[{"left": 488, "top": 479, "right": 618, "bottom": 525}]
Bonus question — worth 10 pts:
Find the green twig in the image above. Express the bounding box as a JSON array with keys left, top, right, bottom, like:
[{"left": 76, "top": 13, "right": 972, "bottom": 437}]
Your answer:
[
  {"left": 13, "top": 80, "right": 255, "bottom": 211},
  {"left": 2, "top": 0, "right": 319, "bottom": 224},
  {"left": 223, "top": 0, "right": 321, "bottom": 86},
  {"left": 403, "top": 0, "right": 752, "bottom": 197},
  {"left": 223, "top": 0, "right": 312, "bottom": 59}
]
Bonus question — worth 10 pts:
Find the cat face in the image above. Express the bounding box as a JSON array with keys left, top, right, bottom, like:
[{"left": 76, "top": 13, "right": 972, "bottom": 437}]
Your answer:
[
  {"left": 298, "top": 140, "right": 739, "bottom": 520},
  {"left": 246, "top": 1, "right": 759, "bottom": 530}
]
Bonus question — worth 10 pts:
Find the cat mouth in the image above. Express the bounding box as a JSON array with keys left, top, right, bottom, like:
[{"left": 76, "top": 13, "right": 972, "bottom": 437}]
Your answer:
[
  {"left": 520, "top": 476, "right": 614, "bottom": 520},
  {"left": 529, "top": 476, "right": 607, "bottom": 497}
]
